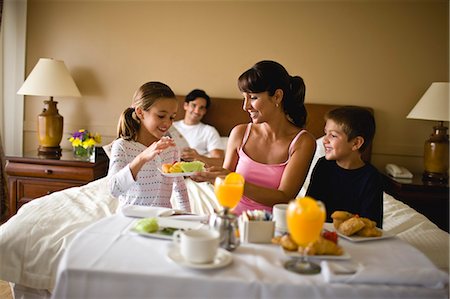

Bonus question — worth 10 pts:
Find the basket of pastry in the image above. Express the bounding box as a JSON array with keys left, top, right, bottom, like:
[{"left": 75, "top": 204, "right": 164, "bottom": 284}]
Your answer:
[
  {"left": 272, "top": 231, "right": 343, "bottom": 256},
  {"left": 331, "top": 211, "right": 382, "bottom": 237}
]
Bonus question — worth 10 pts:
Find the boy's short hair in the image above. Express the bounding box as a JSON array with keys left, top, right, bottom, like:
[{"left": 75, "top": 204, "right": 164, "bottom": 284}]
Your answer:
[
  {"left": 325, "top": 106, "right": 375, "bottom": 152},
  {"left": 185, "top": 89, "right": 211, "bottom": 109}
]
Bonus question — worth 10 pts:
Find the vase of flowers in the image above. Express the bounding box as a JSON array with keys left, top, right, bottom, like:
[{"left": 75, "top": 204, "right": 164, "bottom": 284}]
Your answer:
[{"left": 69, "top": 129, "right": 102, "bottom": 162}]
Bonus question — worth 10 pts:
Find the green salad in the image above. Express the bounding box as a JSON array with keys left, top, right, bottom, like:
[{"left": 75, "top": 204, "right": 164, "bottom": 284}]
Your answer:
[
  {"left": 134, "top": 217, "right": 159, "bottom": 233},
  {"left": 134, "top": 217, "right": 178, "bottom": 236}
]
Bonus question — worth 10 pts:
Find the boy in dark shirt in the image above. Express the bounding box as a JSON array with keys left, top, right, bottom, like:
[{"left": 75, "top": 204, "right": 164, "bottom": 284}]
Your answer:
[{"left": 306, "top": 106, "right": 383, "bottom": 228}]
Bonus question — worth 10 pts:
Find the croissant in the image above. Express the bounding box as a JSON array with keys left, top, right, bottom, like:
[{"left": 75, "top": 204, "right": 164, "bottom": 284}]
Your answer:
[
  {"left": 298, "top": 236, "right": 343, "bottom": 256},
  {"left": 331, "top": 211, "right": 354, "bottom": 220},
  {"left": 332, "top": 210, "right": 382, "bottom": 237},
  {"left": 331, "top": 211, "right": 354, "bottom": 229},
  {"left": 359, "top": 217, "right": 376, "bottom": 229},
  {"left": 337, "top": 216, "right": 365, "bottom": 236},
  {"left": 271, "top": 234, "right": 298, "bottom": 251},
  {"left": 356, "top": 226, "right": 382, "bottom": 237}
]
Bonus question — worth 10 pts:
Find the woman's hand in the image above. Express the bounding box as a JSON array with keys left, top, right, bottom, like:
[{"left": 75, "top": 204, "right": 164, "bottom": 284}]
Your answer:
[{"left": 191, "top": 166, "right": 230, "bottom": 184}]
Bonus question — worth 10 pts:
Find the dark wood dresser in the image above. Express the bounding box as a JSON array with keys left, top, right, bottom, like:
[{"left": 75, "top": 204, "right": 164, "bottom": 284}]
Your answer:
[
  {"left": 4, "top": 147, "right": 108, "bottom": 220},
  {"left": 382, "top": 172, "right": 449, "bottom": 232}
]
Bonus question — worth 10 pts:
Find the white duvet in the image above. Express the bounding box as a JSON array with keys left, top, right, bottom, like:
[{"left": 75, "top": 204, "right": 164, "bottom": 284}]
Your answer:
[{"left": 0, "top": 176, "right": 448, "bottom": 292}]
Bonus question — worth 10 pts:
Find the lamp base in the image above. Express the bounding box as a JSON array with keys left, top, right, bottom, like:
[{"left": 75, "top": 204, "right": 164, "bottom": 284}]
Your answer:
[
  {"left": 38, "top": 146, "right": 62, "bottom": 159},
  {"left": 422, "top": 123, "right": 449, "bottom": 184},
  {"left": 38, "top": 98, "right": 63, "bottom": 148}
]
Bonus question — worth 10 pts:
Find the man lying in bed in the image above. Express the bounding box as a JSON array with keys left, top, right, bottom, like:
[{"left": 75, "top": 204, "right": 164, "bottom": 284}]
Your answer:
[{"left": 306, "top": 106, "right": 383, "bottom": 228}]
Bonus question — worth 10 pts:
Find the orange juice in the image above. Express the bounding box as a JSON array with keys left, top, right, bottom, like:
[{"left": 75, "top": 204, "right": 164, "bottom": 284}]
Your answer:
[
  {"left": 214, "top": 173, "right": 244, "bottom": 209},
  {"left": 286, "top": 197, "right": 325, "bottom": 247}
]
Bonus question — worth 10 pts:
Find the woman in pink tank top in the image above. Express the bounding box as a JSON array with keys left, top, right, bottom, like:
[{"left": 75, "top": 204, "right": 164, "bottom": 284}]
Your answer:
[{"left": 192, "top": 60, "right": 316, "bottom": 215}]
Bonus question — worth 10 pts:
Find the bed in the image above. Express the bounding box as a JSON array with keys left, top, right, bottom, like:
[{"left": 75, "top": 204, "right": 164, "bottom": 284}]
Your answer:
[{"left": 0, "top": 97, "right": 448, "bottom": 298}]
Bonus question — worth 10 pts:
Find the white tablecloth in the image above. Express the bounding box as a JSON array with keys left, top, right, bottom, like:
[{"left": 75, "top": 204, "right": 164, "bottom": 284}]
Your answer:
[{"left": 51, "top": 214, "right": 448, "bottom": 299}]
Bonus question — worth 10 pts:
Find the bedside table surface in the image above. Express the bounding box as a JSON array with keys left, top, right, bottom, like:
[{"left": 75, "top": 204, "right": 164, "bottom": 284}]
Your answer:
[
  {"left": 6, "top": 148, "right": 109, "bottom": 167},
  {"left": 384, "top": 173, "right": 449, "bottom": 192}
]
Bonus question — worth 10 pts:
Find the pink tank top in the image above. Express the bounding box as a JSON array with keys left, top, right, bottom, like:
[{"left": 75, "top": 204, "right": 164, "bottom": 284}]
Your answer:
[{"left": 233, "top": 124, "right": 307, "bottom": 215}]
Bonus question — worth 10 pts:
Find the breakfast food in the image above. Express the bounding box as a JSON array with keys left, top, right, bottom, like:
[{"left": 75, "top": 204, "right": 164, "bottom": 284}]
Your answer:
[
  {"left": 338, "top": 217, "right": 366, "bottom": 236},
  {"left": 298, "top": 236, "right": 343, "bottom": 256},
  {"left": 272, "top": 234, "right": 298, "bottom": 251},
  {"left": 356, "top": 226, "right": 382, "bottom": 237},
  {"left": 161, "top": 161, "right": 205, "bottom": 174},
  {"left": 271, "top": 231, "right": 343, "bottom": 256},
  {"left": 134, "top": 218, "right": 178, "bottom": 236},
  {"left": 134, "top": 218, "right": 159, "bottom": 233},
  {"left": 331, "top": 211, "right": 382, "bottom": 237},
  {"left": 330, "top": 210, "right": 353, "bottom": 229}
]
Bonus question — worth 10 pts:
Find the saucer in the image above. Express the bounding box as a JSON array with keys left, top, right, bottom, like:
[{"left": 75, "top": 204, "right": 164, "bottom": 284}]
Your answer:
[{"left": 167, "top": 246, "right": 233, "bottom": 270}]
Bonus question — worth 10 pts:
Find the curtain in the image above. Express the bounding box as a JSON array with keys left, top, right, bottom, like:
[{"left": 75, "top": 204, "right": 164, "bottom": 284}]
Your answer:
[
  {"left": 0, "top": 0, "right": 7, "bottom": 222},
  {"left": 0, "top": 133, "right": 6, "bottom": 221}
]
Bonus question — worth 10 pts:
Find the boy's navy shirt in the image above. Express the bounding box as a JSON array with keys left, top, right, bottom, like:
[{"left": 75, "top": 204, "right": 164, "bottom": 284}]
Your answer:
[{"left": 306, "top": 157, "right": 383, "bottom": 228}]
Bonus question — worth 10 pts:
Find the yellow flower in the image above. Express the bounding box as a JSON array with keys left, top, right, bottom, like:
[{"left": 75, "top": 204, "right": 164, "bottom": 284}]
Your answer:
[{"left": 69, "top": 129, "right": 101, "bottom": 148}]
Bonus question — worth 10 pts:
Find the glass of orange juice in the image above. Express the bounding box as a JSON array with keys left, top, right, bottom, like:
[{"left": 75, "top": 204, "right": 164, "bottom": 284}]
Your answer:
[
  {"left": 284, "top": 196, "right": 326, "bottom": 274},
  {"left": 214, "top": 173, "right": 244, "bottom": 212},
  {"left": 211, "top": 173, "right": 244, "bottom": 251}
]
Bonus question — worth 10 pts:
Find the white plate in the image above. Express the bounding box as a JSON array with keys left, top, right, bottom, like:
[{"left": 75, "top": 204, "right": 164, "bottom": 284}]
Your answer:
[
  {"left": 129, "top": 218, "right": 207, "bottom": 240},
  {"left": 130, "top": 228, "right": 176, "bottom": 240},
  {"left": 337, "top": 229, "right": 395, "bottom": 243},
  {"left": 323, "top": 222, "right": 394, "bottom": 243},
  {"left": 158, "top": 168, "right": 198, "bottom": 177},
  {"left": 283, "top": 248, "right": 351, "bottom": 260},
  {"left": 167, "top": 246, "right": 233, "bottom": 270}
]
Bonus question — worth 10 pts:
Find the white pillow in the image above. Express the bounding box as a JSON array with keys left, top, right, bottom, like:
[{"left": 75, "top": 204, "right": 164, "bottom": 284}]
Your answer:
[
  {"left": 298, "top": 136, "right": 324, "bottom": 197},
  {"left": 102, "top": 142, "right": 113, "bottom": 159},
  {"left": 220, "top": 137, "right": 229, "bottom": 154}
]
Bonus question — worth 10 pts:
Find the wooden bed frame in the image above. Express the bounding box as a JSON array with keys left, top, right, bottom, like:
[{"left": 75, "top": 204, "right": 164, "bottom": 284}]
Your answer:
[{"left": 175, "top": 95, "right": 372, "bottom": 161}]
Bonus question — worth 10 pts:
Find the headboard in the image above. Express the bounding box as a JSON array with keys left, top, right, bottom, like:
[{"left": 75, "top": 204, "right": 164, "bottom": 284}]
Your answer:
[{"left": 175, "top": 96, "right": 372, "bottom": 162}]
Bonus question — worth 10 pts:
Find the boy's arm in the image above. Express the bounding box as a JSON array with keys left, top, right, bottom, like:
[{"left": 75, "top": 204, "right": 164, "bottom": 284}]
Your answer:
[
  {"left": 306, "top": 157, "right": 325, "bottom": 200},
  {"left": 359, "top": 169, "right": 384, "bottom": 228}
]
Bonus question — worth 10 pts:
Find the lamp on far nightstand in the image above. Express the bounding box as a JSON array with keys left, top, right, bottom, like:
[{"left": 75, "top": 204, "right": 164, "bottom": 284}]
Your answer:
[
  {"left": 407, "top": 82, "right": 449, "bottom": 182},
  {"left": 17, "top": 58, "right": 81, "bottom": 158}
]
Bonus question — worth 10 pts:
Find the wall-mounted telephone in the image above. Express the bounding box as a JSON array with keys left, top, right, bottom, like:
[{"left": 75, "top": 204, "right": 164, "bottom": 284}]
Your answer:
[{"left": 385, "top": 164, "right": 413, "bottom": 179}]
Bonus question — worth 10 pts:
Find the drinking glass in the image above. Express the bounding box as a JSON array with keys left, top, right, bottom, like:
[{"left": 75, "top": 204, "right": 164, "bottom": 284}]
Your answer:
[
  {"left": 211, "top": 173, "right": 244, "bottom": 251},
  {"left": 214, "top": 173, "right": 244, "bottom": 214},
  {"left": 284, "top": 196, "right": 326, "bottom": 274}
]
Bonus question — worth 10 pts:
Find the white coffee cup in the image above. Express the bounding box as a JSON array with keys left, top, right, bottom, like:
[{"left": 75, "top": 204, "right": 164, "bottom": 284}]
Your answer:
[
  {"left": 173, "top": 229, "right": 220, "bottom": 264},
  {"left": 272, "top": 203, "right": 288, "bottom": 233}
]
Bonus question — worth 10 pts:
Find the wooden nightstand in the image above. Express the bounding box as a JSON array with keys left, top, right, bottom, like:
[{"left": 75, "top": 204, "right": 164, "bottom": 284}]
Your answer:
[
  {"left": 382, "top": 173, "right": 449, "bottom": 232},
  {"left": 4, "top": 148, "right": 109, "bottom": 220}
]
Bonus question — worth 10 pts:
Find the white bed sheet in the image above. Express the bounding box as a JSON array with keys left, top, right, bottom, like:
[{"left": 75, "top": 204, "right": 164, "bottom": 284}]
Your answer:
[
  {"left": 0, "top": 177, "right": 117, "bottom": 291},
  {"left": 0, "top": 167, "right": 448, "bottom": 293}
]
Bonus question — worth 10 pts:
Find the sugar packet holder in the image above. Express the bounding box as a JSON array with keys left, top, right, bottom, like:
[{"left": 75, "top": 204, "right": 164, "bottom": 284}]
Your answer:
[{"left": 238, "top": 210, "right": 275, "bottom": 244}]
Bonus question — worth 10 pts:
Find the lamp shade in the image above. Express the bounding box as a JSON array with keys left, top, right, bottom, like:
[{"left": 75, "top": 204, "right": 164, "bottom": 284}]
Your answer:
[
  {"left": 407, "top": 82, "right": 449, "bottom": 122},
  {"left": 17, "top": 58, "right": 81, "bottom": 97}
]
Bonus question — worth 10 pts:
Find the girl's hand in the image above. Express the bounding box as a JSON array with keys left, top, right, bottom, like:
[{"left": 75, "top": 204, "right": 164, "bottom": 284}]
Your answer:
[
  {"left": 191, "top": 166, "right": 230, "bottom": 184},
  {"left": 142, "top": 136, "right": 175, "bottom": 162}
]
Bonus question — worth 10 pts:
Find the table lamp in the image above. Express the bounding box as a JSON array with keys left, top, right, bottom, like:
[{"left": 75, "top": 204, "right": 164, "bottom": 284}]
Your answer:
[
  {"left": 17, "top": 58, "right": 81, "bottom": 157},
  {"left": 407, "top": 82, "right": 449, "bottom": 182}
]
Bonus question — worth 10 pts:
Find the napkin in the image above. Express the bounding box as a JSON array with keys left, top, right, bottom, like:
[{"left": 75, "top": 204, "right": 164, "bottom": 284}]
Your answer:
[
  {"left": 321, "top": 261, "right": 449, "bottom": 289},
  {"left": 121, "top": 205, "right": 209, "bottom": 222},
  {"left": 121, "top": 205, "right": 168, "bottom": 218}
]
